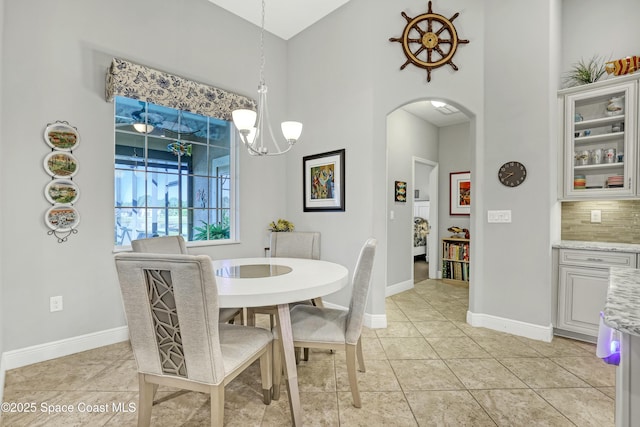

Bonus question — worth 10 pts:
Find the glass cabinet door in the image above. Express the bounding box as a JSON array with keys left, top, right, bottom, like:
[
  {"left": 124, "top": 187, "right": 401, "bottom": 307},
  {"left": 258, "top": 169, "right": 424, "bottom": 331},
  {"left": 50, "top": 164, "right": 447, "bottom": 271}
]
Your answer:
[{"left": 563, "top": 80, "right": 636, "bottom": 199}]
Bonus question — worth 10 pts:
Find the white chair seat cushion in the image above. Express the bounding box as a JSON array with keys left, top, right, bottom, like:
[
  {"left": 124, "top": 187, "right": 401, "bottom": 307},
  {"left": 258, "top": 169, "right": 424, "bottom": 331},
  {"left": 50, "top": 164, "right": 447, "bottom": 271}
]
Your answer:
[
  {"left": 219, "top": 324, "right": 272, "bottom": 375},
  {"left": 277, "top": 305, "right": 348, "bottom": 344}
]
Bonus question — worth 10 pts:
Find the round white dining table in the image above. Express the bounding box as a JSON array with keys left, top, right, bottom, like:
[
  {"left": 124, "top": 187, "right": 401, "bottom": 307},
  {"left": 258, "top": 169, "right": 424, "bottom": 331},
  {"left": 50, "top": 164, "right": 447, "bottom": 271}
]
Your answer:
[{"left": 211, "top": 257, "right": 349, "bottom": 426}]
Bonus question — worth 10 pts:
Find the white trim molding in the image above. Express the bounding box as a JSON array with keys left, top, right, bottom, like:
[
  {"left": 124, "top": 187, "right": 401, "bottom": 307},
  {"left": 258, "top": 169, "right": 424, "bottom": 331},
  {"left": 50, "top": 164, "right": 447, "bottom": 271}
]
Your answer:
[
  {"left": 0, "top": 352, "right": 6, "bottom": 414},
  {"left": 2, "top": 326, "right": 129, "bottom": 372},
  {"left": 323, "top": 301, "right": 387, "bottom": 330},
  {"left": 385, "top": 280, "right": 414, "bottom": 297},
  {"left": 0, "top": 327, "right": 128, "bottom": 414},
  {"left": 467, "top": 310, "right": 553, "bottom": 342}
]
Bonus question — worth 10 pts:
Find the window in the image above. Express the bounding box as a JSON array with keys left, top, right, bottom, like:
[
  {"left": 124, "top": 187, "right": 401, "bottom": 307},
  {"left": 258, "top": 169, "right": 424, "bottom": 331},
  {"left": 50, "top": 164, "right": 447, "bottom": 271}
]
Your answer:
[{"left": 114, "top": 96, "right": 236, "bottom": 246}]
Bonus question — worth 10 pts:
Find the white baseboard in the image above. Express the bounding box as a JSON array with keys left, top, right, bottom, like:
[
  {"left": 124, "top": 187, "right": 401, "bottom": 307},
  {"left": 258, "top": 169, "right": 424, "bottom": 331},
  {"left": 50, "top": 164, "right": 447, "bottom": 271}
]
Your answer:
[
  {"left": 2, "top": 326, "right": 129, "bottom": 372},
  {"left": 385, "top": 280, "right": 414, "bottom": 297},
  {"left": 323, "top": 302, "right": 387, "bottom": 329},
  {"left": 0, "top": 352, "right": 6, "bottom": 415},
  {"left": 365, "top": 313, "right": 387, "bottom": 329},
  {"left": 467, "top": 311, "right": 553, "bottom": 342},
  {"left": 0, "top": 326, "right": 128, "bottom": 418}
]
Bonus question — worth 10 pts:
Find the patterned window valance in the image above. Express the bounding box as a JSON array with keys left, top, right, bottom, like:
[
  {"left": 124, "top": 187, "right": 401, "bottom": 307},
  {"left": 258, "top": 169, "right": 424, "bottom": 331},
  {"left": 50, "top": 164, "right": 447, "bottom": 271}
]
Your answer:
[{"left": 105, "top": 57, "right": 256, "bottom": 121}]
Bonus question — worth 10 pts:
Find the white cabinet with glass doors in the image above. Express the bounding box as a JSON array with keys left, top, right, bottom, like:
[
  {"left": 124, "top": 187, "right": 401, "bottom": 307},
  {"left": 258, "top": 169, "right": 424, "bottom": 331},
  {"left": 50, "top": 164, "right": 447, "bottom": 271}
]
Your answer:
[{"left": 560, "top": 77, "right": 637, "bottom": 199}]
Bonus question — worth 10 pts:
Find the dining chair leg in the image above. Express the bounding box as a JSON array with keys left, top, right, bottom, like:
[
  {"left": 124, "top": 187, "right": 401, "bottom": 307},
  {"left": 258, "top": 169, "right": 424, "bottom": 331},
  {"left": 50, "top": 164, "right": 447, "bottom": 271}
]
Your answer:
[
  {"left": 345, "top": 344, "right": 361, "bottom": 408},
  {"left": 260, "top": 342, "right": 273, "bottom": 404},
  {"left": 210, "top": 384, "right": 224, "bottom": 427},
  {"left": 356, "top": 337, "right": 365, "bottom": 372},
  {"left": 246, "top": 309, "right": 256, "bottom": 326},
  {"left": 137, "top": 374, "right": 154, "bottom": 427},
  {"left": 272, "top": 338, "right": 282, "bottom": 400},
  {"left": 276, "top": 303, "right": 302, "bottom": 425}
]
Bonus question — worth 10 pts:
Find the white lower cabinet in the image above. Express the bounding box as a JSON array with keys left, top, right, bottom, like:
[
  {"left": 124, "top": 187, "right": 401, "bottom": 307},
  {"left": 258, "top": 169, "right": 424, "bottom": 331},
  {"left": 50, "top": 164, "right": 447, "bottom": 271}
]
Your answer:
[
  {"left": 556, "top": 248, "right": 636, "bottom": 341},
  {"left": 557, "top": 266, "right": 609, "bottom": 338}
]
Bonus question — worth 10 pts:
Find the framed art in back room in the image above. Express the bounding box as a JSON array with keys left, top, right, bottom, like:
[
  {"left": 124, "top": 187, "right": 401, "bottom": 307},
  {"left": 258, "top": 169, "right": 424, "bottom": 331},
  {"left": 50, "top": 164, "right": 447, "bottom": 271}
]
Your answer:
[
  {"left": 303, "top": 149, "right": 345, "bottom": 212},
  {"left": 450, "top": 171, "right": 470, "bottom": 216}
]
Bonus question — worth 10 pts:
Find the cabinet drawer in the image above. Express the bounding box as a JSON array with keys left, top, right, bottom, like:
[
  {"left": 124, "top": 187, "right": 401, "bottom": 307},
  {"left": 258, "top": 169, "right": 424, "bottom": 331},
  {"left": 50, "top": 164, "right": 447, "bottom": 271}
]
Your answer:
[{"left": 559, "top": 249, "right": 636, "bottom": 268}]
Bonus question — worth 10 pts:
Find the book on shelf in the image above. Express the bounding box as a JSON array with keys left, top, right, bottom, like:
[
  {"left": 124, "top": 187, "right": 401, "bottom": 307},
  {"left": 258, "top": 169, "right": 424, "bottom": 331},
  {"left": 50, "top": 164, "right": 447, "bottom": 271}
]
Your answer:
[{"left": 443, "top": 241, "right": 470, "bottom": 261}]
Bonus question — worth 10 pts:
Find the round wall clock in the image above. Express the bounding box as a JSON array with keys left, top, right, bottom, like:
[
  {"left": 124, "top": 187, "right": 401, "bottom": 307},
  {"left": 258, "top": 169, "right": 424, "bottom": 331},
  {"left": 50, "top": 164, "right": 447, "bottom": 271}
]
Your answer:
[
  {"left": 389, "top": 1, "right": 469, "bottom": 82},
  {"left": 498, "top": 161, "right": 527, "bottom": 187}
]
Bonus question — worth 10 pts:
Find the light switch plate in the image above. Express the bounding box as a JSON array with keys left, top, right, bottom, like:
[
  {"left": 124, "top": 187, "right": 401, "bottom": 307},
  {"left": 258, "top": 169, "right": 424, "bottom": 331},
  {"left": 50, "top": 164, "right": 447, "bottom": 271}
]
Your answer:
[
  {"left": 487, "top": 210, "right": 512, "bottom": 223},
  {"left": 591, "top": 210, "right": 602, "bottom": 223}
]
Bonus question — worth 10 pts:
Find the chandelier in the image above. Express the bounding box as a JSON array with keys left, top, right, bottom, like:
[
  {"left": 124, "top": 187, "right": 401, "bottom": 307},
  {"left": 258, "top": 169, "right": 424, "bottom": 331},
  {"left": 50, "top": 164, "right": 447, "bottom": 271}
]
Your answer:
[{"left": 232, "top": 0, "right": 303, "bottom": 156}]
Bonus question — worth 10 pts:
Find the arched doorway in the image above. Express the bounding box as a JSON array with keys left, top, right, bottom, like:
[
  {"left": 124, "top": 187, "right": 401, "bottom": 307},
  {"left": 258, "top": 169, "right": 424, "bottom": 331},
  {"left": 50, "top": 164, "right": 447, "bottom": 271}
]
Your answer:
[{"left": 386, "top": 98, "right": 472, "bottom": 297}]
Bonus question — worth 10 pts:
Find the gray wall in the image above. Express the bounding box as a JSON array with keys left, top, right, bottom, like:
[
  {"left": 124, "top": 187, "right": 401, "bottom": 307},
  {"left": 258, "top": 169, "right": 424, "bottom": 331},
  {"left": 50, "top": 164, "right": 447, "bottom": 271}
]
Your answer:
[
  {"left": 477, "top": 0, "right": 560, "bottom": 326},
  {"left": 386, "top": 108, "right": 438, "bottom": 288},
  {"left": 3, "top": 0, "right": 640, "bottom": 364},
  {"left": 561, "top": 0, "right": 640, "bottom": 83},
  {"left": 0, "top": 0, "right": 290, "bottom": 351},
  {"left": 0, "top": 0, "right": 4, "bottom": 393},
  {"left": 438, "top": 123, "right": 471, "bottom": 272},
  {"left": 415, "top": 163, "right": 431, "bottom": 200},
  {"left": 287, "top": 0, "right": 486, "bottom": 316}
]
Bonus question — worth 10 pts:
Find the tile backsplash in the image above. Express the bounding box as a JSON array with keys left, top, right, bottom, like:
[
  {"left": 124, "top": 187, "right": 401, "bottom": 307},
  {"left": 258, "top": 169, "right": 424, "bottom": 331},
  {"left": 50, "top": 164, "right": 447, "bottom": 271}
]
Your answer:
[{"left": 562, "top": 200, "right": 640, "bottom": 243}]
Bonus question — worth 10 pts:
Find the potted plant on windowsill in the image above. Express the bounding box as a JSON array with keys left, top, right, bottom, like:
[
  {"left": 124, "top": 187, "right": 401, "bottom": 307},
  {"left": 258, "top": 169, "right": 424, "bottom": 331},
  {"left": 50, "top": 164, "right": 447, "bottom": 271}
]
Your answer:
[{"left": 268, "top": 219, "right": 295, "bottom": 232}]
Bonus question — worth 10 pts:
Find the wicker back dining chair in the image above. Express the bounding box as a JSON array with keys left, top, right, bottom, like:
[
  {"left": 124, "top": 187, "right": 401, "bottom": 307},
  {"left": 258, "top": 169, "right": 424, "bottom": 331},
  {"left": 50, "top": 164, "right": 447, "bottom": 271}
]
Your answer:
[
  {"left": 131, "top": 235, "right": 242, "bottom": 324},
  {"left": 272, "top": 238, "right": 377, "bottom": 408},
  {"left": 114, "top": 252, "right": 273, "bottom": 426}
]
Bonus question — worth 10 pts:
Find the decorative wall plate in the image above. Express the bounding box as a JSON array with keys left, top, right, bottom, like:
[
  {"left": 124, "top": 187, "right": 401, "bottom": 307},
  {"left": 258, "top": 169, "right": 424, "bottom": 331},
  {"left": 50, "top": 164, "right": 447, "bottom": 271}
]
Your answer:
[
  {"left": 389, "top": 1, "right": 469, "bottom": 82},
  {"left": 43, "top": 151, "right": 79, "bottom": 178},
  {"left": 44, "top": 179, "right": 80, "bottom": 204},
  {"left": 45, "top": 204, "right": 80, "bottom": 231},
  {"left": 44, "top": 121, "right": 79, "bottom": 151}
]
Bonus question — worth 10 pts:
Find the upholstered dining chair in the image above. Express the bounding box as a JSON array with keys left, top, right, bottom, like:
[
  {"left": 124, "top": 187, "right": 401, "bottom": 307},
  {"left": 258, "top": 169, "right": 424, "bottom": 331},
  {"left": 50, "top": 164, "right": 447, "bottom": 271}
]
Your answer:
[
  {"left": 114, "top": 252, "right": 273, "bottom": 426},
  {"left": 272, "top": 238, "right": 377, "bottom": 408},
  {"left": 131, "top": 235, "right": 243, "bottom": 324},
  {"left": 247, "top": 231, "right": 321, "bottom": 361}
]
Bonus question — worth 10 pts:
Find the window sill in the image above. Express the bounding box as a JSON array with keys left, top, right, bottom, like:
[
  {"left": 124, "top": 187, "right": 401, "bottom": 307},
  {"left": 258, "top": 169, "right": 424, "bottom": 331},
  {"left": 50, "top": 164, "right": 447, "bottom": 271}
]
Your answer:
[{"left": 112, "top": 239, "right": 241, "bottom": 253}]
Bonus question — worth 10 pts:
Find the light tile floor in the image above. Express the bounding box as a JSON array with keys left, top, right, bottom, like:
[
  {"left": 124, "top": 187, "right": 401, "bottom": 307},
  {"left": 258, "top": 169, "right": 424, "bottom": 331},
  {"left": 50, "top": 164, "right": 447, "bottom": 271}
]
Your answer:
[{"left": 2, "top": 279, "right": 616, "bottom": 426}]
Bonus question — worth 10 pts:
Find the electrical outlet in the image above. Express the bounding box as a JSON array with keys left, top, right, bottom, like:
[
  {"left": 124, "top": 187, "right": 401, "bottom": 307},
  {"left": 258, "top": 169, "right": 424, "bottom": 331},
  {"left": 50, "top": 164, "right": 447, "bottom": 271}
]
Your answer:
[
  {"left": 591, "top": 210, "right": 602, "bottom": 223},
  {"left": 50, "top": 296, "right": 63, "bottom": 312}
]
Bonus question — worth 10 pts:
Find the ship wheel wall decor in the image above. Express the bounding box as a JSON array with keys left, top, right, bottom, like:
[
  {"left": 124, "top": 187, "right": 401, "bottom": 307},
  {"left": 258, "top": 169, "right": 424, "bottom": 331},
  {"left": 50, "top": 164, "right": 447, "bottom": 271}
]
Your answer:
[{"left": 389, "top": 1, "right": 469, "bottom": 82}]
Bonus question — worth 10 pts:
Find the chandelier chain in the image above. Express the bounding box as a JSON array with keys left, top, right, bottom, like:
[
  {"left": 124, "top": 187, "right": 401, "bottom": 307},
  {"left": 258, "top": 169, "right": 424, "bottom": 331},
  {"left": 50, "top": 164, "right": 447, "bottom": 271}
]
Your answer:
[
  {"left": 259, "top": 0, "right": 266, "bottom": 86},
  {"left": 231, "top": 0, "right": 303, "bottom": 156}
]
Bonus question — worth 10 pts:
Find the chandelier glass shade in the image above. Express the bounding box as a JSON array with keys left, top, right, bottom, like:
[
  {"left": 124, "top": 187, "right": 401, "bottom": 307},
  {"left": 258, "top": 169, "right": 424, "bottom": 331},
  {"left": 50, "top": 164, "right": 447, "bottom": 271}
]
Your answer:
[{"left": 232, "top": 0, "right": 302, "bottom": 156}]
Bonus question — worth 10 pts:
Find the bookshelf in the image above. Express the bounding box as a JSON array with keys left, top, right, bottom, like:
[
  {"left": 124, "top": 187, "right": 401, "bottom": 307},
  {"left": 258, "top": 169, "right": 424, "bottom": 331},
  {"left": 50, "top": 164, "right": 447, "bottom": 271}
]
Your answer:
[{"left": 441, "top": 237, "right": 470, "bottom": 286}]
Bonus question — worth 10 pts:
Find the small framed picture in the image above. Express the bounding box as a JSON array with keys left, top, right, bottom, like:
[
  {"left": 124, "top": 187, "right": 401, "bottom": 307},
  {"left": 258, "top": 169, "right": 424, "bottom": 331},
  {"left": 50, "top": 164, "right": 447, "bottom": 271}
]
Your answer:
[
  {"left": 303, "top": 149, "right": 345, "bottom": 212},
  {"left": 394, "top": 181, "right": 407, "bottom": 202},
  {"left": 450, "top": 171, "right": 471, "bottom": 216}
]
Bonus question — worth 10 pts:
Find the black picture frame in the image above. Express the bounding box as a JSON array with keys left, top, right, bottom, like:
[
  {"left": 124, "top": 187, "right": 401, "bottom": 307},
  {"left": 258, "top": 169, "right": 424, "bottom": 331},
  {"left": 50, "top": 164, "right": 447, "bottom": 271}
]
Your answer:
[{"left": 303, "top": 149, "right": 345, "bottom": 212}]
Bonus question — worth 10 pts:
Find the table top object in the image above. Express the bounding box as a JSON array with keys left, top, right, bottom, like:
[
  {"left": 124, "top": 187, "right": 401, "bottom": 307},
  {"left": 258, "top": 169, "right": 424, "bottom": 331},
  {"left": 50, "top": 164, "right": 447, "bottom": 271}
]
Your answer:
[{"left": 212, "top": 257, "right": 349, "bottom": 308}]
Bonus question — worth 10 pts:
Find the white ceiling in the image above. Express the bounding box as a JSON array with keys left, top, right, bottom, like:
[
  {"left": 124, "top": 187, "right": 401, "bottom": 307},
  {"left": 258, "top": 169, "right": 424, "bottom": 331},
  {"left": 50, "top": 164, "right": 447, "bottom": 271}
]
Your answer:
[
  {"left": 207, "top": 0, "right": 470, "bottom": 127},
  {"left": 402, "top": 101, "right": 470, "bottom": 128},
  {"left": 207, "top": 0, "right": 351, "bottom": 40}
]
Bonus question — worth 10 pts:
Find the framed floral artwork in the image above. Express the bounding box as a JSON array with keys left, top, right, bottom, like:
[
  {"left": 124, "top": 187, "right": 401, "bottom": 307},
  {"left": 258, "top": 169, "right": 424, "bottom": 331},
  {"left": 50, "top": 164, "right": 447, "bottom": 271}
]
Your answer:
[
  {"left": 303, "top": 149, "right": 345, "bottom": 212},
  {"left": 450, "top": 171, "right": 471, "bottom": 215}
]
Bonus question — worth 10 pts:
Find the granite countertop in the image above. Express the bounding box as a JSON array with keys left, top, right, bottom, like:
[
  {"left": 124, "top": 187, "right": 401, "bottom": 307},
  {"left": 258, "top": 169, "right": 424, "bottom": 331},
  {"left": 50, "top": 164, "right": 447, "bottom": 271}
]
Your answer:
[
  {"left": 603, "top": 267, "right": 640, "bottom": 337},
  {"left": 553, "top": 240, "right": 640, "bottom": 253}
]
